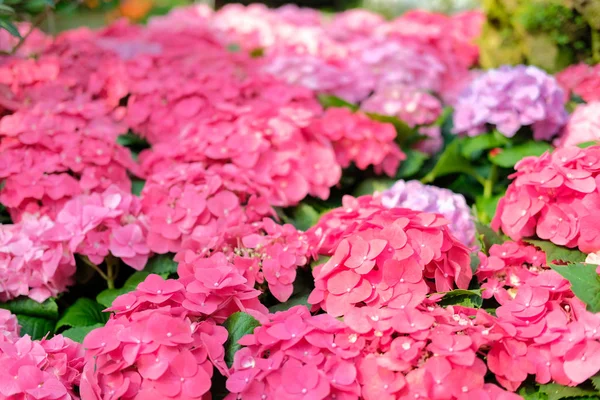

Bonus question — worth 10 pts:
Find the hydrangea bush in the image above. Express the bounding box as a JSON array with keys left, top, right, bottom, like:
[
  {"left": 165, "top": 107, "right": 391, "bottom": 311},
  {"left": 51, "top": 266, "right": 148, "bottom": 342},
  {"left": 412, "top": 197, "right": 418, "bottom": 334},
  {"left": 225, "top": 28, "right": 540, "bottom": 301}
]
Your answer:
[{"left": 3, "top": 3, "right": 600, "bottom": 400}]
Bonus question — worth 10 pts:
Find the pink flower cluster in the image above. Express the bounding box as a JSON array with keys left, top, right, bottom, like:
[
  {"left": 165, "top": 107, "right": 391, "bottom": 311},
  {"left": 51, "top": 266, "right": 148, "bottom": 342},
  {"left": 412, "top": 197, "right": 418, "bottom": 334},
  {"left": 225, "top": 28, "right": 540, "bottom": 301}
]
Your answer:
[
  {"left": 555, "top": 102, "right": 600, "bottom": 147},
  {"left": 0, "top": 323, "right": 84, "bottom": 400},
  {"left": 381, "top": 180, "right": 476, "bottom": 247},
  {"left": 361, "top": 85, "right": 444, "bottom": 154},
  {"left": 307, "top": 107, "right": 405, "bottom": 176},
  {"left": 0, "top": 215, "right": 75, "bottom": 302},
  {"left": 307, "top": 195, "right": 473, "bottom": 317},
  {"left": 81, "top": 251, "right": 268, "bottom": 398},
  {"left": 225, "top": 305, "right": 522, "bottom": 400},
  {"left": 493, "top": 145, "right": 600, "bottom": 253},
  {"left": 177, "top": 217, "right": 312, "bottom": 302},
  {"left": 54, "top": 185, "right": 150, "bottom": 270},
  {"left": 556, "top": 63, "right": 600, "bottom": 103},
  {"left": 137, "top": 162, "right": 272, "bottom": 255},
  {"left": 0, "top": 309, "right": 20, "bottom": 341},
  {"left": 477, "top": 240, "right": 600, "bottom": 388},
  {"left": 0, "top": 98, "right": 137, "bottom": 221},
  {"left": 209, "top": 4, "right": 483, "bottom": 103},
  {"left": 453, "top": 65, "right": 568, "bottom": 140}
]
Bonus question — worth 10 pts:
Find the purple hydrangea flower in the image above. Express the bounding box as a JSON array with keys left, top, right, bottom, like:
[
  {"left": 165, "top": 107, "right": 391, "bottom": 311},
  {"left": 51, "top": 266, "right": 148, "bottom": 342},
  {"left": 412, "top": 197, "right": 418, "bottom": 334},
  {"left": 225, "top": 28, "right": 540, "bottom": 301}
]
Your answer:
[
  {"left": 381, "top": 180, "right": 476, "bottom": 247},
  {"left": 452, "top": 65, "right": 568, "bottom": 140}
]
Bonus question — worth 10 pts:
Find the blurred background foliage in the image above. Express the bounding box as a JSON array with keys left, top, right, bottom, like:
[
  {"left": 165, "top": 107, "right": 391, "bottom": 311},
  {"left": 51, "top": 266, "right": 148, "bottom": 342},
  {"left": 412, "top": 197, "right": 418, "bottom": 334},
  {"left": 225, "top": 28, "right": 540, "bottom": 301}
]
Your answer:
[
  {"left": 479, "top": 0, "right": 600, "bottom": 73},
  {"left": 1, "top": 0, "right": 599, "bottom": 75}
]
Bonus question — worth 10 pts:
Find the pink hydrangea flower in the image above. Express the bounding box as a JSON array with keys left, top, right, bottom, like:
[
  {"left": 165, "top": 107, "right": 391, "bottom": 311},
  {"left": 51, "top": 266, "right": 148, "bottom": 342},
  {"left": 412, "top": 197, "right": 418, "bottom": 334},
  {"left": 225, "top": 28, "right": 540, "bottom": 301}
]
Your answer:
[
  {"left": 453, "top": 65, "right": 568, "bottom": 140},
  {"left": 493, "top": 145, "right": 600, "bottom": 253},
  {"left": 55, "top": 186, "right": 149, "bottom": 270},
  {"left": 81, "top": 308, "right": 226, "bottom": 400},
  {"left": 0, "top": 309, "right": 20, "bottom": 341},
  {"left": 555, "top": 102, "right": 600, "bottom": 147},
  {"left": 176, "top": 217, "right": 313, "bottom": 303},
  {"left": 0, "top": 215, "right": 76, "bottom": 302},
  {"left": 0, "top": 330, "right": 84, "bottom": 400},
  {"left": 557, "top": 63, "right": 600, "bottom": 103},
  {"left": 381, "top": 180, "right": 476, "bottom": 247},
  {"left": 307, "top": 107, "right": 405, "bottom": 177},
  {"left": 0, "top": 97, "right": 137, "bottom": 221},
  {"left": 307, "top": 195, "right": 472, "bottom": 317}
]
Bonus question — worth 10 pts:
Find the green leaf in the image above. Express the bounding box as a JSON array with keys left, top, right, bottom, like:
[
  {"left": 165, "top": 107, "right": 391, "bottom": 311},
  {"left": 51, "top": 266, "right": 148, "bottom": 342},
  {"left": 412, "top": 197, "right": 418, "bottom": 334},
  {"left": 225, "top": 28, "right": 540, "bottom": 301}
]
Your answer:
[
  {"left": 269, "top": 293, "right": 310, "bottom": 313},
  {"left": 550, "top": 263, "right": 600, "bottom": 312},
  {"left": 489, "top": 141, "right": 553, "bottom": 168},
  {"left": 578, "top": 141, "right": 599, "bottom": 149},
  {"left": 317, "top": 94, "right": 358, "bottom": 111},
  {"left": 290, "top": 203, "right": 320, "bottom": 231},
  {"left": 460, "top": 132, "right": 508, "bottom": 159},
  {"left": 436, "top": 289, "right": 483, "bottom": 308},
  {"left": 117, "top": 133, "right": 150, "bottom": 148},
  {"left": 0, "top": 18, "right": 20, "bottom": 38},
  {"left": 475, "top": 221, "right": 504, "bottom": 253},
  {"left": 0, "top": 4, "right": 15, "bottom": 15},
  {"left": 395, "top": 149, "right": 428, "bottom": 179},
  {"left": 524, "top": 239, "right": 587, "bottom": 265},
  {"left": 353, "top": 178, "right": 394, "bottom": 197},
  {"left": 518, "top": 384, "right": 546, "bottom": 400},
  {"left": 56, "top": 298, "right": 109, "bottom": 330},
  {"left": 17, "top": 315, "right": 55, "bottom": 340},
  {"left": 475, "top": 194, "right": 503, "bottom": 225},
  {"left": 223, "top": 312, "right": 260, "bottom": 367},
  {"left": 0, "top": 297, "right": 58, "bottom": 319},
  {"left": 538, "top": 383, "right": 599, "bottom": 400},
  {"left": 470, "top": 252, "right": 480, "bottom": 274},
  {"left": 590, "top": 373, "right": 600, "bottom": 392},
  {"left": 145, "top": 254, "right": 178, "bottom": 275},
  {"left": 131, "top": 179, "right": 145, "bottom": 196},
  {"left": 61, "top": 323, "right": 104, "bottom": 343},
  {"left": 422, "top": 139, "right": 482, "bottom": 184}
]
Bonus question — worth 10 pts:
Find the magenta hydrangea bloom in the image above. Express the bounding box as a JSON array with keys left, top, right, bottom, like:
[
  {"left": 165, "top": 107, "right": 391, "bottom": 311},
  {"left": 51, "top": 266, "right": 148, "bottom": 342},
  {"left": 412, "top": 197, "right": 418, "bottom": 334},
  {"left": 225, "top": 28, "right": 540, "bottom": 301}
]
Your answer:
[
  {"left": 381, "top": 180, "right": 476, "bottom": 247},
  {"left": 555, "top": 102, "right": 600, "bottom": 147},
  {"left": 492, "top": 145, "right": 600, "bottom": 254},
  {"left": 453, "top": 65, "right": 568, "bottom": 140},
  {"left": 307, "top": 107, "right": 405, "bottom": 177},
  {"left": 307, "top": 195, "right": 473, "bottom": 316}
]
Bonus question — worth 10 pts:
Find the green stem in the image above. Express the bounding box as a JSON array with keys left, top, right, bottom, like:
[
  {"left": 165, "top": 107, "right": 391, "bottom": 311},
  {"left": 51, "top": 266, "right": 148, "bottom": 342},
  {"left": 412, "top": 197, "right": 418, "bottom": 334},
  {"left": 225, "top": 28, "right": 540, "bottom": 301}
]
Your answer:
[
  {"left": 592, "top": 29, "right": 600, "bottom": 64},
  {"left": 81, "top": 256, "right": 109, "bottom": 281},
  {"left": 10, "top": 8, "right": 49, "bottom": 55},
  {"left": 105, "top": 256, "right": 117, "bottom": 289},
  {"left": 483, "top": 164, "right": 498, "bottom": 199}
]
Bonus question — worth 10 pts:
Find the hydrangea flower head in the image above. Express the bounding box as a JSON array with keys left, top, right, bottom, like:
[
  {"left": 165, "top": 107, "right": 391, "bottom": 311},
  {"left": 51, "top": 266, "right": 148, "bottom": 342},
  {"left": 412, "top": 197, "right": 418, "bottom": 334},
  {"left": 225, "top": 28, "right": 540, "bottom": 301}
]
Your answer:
[
  {"left": 307, "top": 107, "right": 405, "bottom": 177},
  {"left": 0, "top": 331, "right": 84, "bottom": 400},
  {"left": 308, "top": 195, "right": 472, "bottom": 317},
  {"left": 381, "top": 180, "right": 476, "bottom": 247},
  {"left": 557, "top": 63, "right": 600, "bottom": 103},
  {"left": 0, "top": 215, "right": 76, "bottom": 302},
  {"left": 555, "top": 102, "right": 600, "bottom": 147},
  {"left": 493, "top": 145, "right": 600, "bottom": 253},
  {"left": 453, "top": 65, "right": 568, "bottom": 140}
]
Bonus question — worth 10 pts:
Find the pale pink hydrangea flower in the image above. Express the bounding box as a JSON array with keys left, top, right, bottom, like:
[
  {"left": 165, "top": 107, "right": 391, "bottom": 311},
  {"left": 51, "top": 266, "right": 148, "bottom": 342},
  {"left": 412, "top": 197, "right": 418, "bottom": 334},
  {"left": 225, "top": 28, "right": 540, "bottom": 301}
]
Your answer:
[
  {"left": 0, "top": 215, "right": 76, "bottom": 302},
  {"left": 555, "top": 102, "right": 600, "bottom": 147}
]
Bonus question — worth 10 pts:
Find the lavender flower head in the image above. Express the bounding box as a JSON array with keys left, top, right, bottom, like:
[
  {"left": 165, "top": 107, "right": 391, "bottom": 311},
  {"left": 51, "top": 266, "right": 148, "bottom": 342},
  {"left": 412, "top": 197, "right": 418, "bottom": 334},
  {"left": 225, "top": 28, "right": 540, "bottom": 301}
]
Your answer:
[
  {"left": 381, "top": 180, "right": 476, "bottom": 247},
  {"left": 453, "top": 65, "right": 568, "bottom": 140}
]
